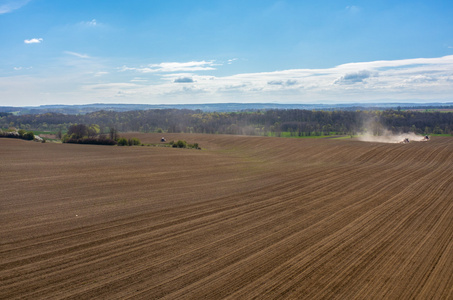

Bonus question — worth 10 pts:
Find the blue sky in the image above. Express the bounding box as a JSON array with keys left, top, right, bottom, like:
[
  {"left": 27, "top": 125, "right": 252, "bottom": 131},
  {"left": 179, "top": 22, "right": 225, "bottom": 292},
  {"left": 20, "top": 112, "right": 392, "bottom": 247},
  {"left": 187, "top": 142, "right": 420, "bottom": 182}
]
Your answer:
[{"left": 1, "top": 0, "right": 452, "bottom": 106}]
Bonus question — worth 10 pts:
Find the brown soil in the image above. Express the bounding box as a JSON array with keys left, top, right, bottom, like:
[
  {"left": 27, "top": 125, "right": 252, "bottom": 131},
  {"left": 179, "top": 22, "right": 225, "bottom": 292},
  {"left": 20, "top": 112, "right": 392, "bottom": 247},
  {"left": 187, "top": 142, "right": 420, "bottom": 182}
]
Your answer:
[{"left": 1, "top": 134, "right": 452, "bottom": 299}]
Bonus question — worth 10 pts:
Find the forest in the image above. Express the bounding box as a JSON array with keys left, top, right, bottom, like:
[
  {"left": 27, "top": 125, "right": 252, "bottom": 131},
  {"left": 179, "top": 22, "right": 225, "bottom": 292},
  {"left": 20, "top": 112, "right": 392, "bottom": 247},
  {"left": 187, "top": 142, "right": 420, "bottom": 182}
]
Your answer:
[{"left": 1, "top": 109, "right": 452, "bottom": 137}]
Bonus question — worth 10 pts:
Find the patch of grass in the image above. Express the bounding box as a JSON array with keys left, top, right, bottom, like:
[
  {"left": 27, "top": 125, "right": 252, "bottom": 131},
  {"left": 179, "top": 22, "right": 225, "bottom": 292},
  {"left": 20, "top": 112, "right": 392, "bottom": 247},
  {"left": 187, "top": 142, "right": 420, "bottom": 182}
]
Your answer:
[
  {"left": 330, "top": 135, "right": 358, "bottom": 139},
  {"left": 30, "top": 130, "right": 57, "bottom": 135},
  {"left": 292, "top": 135, "right": 332, "bottom": 139},
  {"left": 145, "top": 143, "right": 173, "bottom": 148},
  {"left": 429, "top": 133, "right": 453, "bottom": 137}
]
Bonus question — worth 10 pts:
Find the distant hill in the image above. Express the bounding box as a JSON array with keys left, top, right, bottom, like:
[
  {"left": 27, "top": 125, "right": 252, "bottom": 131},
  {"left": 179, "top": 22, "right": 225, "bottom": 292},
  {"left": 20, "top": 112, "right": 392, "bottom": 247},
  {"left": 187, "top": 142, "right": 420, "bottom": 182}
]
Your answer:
[{"left": 1, "top": 102, "right": 452, "bottom": 115}]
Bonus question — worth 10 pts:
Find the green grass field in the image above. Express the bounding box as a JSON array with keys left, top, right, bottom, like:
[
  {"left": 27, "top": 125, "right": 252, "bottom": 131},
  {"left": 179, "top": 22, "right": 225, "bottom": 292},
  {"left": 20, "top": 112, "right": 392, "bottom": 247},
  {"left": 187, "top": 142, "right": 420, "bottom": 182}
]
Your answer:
[
  {"left": 31, "top": 130, "right": 60, "bottom": 135},
  {"left": 429, "top": 133, "right": 453, "bottom": 137}
]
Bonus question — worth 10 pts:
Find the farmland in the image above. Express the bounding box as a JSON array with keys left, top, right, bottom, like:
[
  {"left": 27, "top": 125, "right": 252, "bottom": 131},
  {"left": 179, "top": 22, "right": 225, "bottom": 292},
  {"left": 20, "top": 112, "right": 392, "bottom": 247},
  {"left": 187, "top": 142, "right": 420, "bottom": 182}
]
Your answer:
[{"left": 1, "top": 133, "right": 452, "bottom": 299}]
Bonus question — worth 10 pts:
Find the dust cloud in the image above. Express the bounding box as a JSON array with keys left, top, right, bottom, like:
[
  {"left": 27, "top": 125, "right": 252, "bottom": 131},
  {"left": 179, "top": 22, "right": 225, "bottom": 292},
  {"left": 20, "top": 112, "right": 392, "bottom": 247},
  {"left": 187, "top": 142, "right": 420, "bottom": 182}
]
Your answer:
[{"left": 358, "top": 129, "right": 427, "bottom": 144}]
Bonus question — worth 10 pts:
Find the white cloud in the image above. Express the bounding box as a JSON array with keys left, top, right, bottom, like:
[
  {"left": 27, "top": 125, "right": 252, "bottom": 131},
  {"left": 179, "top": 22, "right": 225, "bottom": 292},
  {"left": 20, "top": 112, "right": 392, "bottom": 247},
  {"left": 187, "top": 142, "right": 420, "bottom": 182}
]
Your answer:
[
  {"left": 403, "top": 75, "right": 437, "bottom": 84},
  {"left": 83, "top": 83, "right": 139, "bottom": 90},
  {"left": 73, "top": 19, "right": 107, "bottom": 30},
  {"left": 13, "top": 66, "right": 32, "bottom": 71},
  {"left": 24, "top": 38, "right": 43, "bottom": 44},
  {"left": 94, "top": 71, "right": 109, "bottom": 77},
  {"left": 2, "top": 55, "right": 453, "bottom": 105},
  {"left": 64, "top": 51, "right": 90, "bottom": 59},
  {"left": 119, "top": 66, "right": 154, "bottom": 73},
  {"left": 121, "top": 60, "right": 218, "bottom": 73},
  {"left": 79, "top": 19, "right": 98, "bottom": 27},
  {"left": 227, "top": 58, "right": 238, "bottom": 65},
  {"left": 0, "top": 0, "right": 31, "bottom": 14},
  {"left": 156, "top": 55, "right": 453, "bottom": 101},
  {"left": 130, "top": 77, "right": 148, "bottom": 83}
]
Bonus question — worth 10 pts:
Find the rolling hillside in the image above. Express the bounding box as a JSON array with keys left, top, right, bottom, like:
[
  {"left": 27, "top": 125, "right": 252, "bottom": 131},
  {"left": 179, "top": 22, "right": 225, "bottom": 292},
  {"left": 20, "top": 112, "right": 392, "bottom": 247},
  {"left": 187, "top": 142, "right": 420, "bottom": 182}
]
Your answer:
[{"left": 1, "top": 134, "right": 452, "bottom": 299}]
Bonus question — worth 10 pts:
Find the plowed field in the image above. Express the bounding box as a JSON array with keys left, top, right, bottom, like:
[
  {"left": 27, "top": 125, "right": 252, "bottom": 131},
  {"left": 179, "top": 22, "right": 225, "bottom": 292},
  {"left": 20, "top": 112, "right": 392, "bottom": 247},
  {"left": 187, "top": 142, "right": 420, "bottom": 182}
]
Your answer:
[{"left": 1, "top": 134, "right": 452, "bottom": 299}]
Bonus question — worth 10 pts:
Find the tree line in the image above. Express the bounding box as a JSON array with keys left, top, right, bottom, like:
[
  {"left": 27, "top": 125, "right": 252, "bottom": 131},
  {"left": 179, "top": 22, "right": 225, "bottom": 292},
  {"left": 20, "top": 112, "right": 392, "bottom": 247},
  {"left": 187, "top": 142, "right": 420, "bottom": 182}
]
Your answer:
[
  {"left": 0, "top": 128, "right": 35, "bottom": 141},
  {"left": 1, "top": 109, "right": 452, "bottom": 137}
]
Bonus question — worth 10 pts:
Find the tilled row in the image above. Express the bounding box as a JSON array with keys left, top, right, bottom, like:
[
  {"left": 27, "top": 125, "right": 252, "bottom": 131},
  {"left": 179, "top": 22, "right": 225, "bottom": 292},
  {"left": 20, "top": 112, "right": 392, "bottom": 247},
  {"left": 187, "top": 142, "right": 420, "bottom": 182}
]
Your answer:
[{"left": 1, "top": 136, "right": 452, "bottom": 299}]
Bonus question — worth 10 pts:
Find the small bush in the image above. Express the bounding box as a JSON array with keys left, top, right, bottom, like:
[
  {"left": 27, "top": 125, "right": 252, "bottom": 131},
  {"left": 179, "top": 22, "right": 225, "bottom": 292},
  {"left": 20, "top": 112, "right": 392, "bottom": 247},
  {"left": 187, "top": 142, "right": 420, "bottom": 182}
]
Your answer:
[
  {"left": 117, "top": 137, "right": 128, "bottom": 146},
  {"left": 18, "top": 129, "right": 26, "bottom": 137},
  {"left": 128, "top": 138, "right": 141, "bottom": 146},
  {"left": 117, "top": 137, "right": 141, "bottom": 146},
  {"left": 167, "top": 140, "right": 200, "bottom": 149},
  {"left": 23, "top": 131, "right": 34, "bottom": 140},
  {"left": 172, "top": 140, "right": 187, "bottom": 148},
  {"left": 81, "top": 137, "right": 116, "bottom": 145},
  {"left": 61, "top": 132, "right": 117, "bottom": 145}
]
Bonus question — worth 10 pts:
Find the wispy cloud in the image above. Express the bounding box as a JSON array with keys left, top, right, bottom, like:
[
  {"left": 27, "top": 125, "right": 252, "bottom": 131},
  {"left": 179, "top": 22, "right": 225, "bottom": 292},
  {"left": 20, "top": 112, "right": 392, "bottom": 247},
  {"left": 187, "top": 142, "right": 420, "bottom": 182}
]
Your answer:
[
  {"left": 345, "top": 5, "right": 360, "bottom": 14},
  {"left": 147, "top": 55, "right": 453, "bottom": 102},
  {"left": 94, "top": 71, "right": 109, "bottom": 77},
  {"left": 130, "top": 77, "right": 148, "bottom": 83},
  {"left": 13, "top": 66, "right": 32, "bottom": 71},
  {"left": 268, "top": 79, "right": 299, "bottom": 86},
  {"left": 64, "top": 51, "right": 90, "bottom": 59},
  {"left": 24, "top": 38, "right": 43, "bottom": 44},
  {"left": 79, "top": 19, "right": 98, "bottom": 27},
  {"left": 84, "top": 83, "right": 139, "bottom": 90},
  {"left": 73, "top": 19, "right": 107, "bottom": 30},
  {"left": 2, "top": 55, "right": 453, "bottom": 105},
  {"left": 227, "top": 58, "right": 238, "bottom": 65},
  {"left": 121, "top": 60, "right": 218, "bottom": 73},
  {"left": 0, "top": 0, "right": 31, "bottom": 14},
  {"left": 403, "top": 75, "right": 437, "bottom": 84}
]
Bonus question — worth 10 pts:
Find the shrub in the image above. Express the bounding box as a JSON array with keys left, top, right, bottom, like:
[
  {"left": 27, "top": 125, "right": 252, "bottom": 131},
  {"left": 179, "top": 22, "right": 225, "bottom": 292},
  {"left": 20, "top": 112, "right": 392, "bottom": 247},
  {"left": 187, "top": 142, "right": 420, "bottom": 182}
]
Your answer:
[
  {"left": 117, "top": 137, "right": 128, "bottom": 146},
  {"left": 23, "top": 131, "right": 34, "bottom": 140},
  {"left": 62, "top": 134, "right": 117, "bottom": 145},
  {"left": 77, "top": 137, "right": 116, "bottom": 145},
  {"left": 61, "top": 134, "right": 70, "bottom": 143},
  {"left": 172, "top": 140, "right": 187, "bottom": 148},
  {"left": 168, "top": 140, "right": 200, "bottom": 149},
  {"left": 117, "top": 137, "right": 141, "bottom": 146},
  {"left": 18, "top": 129, "right": 26, "bottom": 137},
  {"left": 128, "top": 138, "right": 141, "bottom": 146},
  {"left": 67, "top": 124, "right": 88, "bottom": 139}
]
